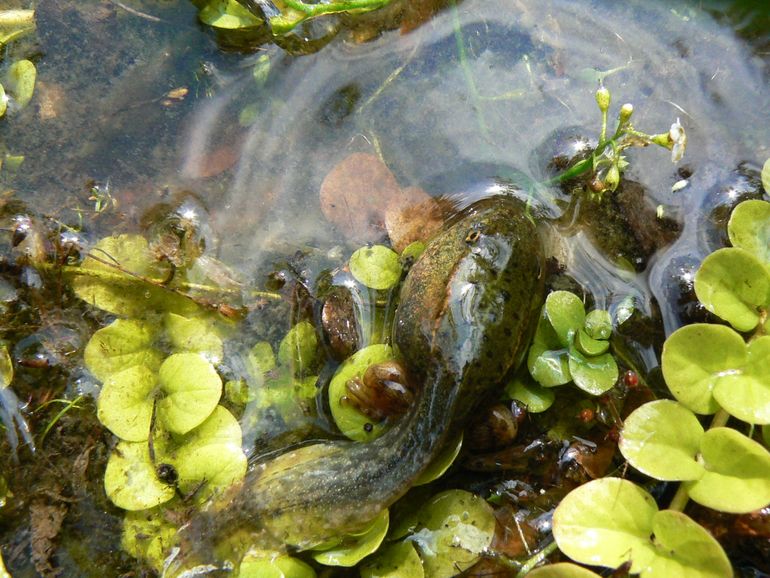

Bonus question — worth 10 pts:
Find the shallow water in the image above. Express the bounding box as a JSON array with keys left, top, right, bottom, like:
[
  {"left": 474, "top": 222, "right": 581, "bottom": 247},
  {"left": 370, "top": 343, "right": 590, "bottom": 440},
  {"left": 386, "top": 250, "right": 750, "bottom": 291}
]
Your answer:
[{"left": 1, "top": 0, "right": 769, "bottom": 576}]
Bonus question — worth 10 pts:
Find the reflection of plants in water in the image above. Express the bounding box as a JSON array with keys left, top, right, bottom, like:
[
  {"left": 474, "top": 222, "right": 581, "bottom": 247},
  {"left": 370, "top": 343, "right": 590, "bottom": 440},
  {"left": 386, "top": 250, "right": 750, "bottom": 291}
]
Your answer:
[{"left": 0, "top": 9, "right": 37, "bottom": 177}]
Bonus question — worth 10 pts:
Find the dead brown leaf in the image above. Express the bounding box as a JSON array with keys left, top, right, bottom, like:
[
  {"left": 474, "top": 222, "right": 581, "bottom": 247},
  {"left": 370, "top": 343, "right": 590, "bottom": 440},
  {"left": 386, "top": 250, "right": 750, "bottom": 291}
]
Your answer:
[
  {"left": 384, "top": 186, "right": 444, "bottom": 252},
  {"left": 30, "top": 500, "right": 67, "bottom": 578}
]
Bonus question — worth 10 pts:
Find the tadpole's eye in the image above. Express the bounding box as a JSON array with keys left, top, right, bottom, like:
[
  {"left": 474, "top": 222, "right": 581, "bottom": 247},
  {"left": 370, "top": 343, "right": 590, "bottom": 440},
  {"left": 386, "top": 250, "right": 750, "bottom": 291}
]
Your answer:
[{"left": 465, "top": 229, "right": 481, "bottom": 244}]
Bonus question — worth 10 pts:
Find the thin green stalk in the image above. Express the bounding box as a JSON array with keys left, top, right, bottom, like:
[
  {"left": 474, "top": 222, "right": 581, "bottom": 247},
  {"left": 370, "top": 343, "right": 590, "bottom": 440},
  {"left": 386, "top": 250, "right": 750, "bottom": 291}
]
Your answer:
[
  {"left": 450, "top": 0, "right": 489, "bottom": 138},
  {"left": 39, "top": 396, "right": 85, "bottom": 445},
  {"left": 516, "top": 540, "right": 559, "bottom": 577}
]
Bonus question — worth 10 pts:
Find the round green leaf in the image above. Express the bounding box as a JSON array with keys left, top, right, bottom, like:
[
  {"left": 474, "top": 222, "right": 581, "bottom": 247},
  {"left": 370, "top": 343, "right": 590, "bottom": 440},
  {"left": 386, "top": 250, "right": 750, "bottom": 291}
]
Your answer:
[
  {"left": 350, "top": 245, "right": 402, "bottom": 290},
  {"left": 410, "top": 490, "right": 496, "bottom": 578},
  {"left": 164, "top": 313, "right": 223, "bottom": 363},
  {"left": 312, "top": 508, "right": 389, "bottom": 567},
  {"left": 528, "top": 563, "right": 603, "bottom": 578},
  {"left": 505, "top": 375, "right": 555, "bottom": 412},
  {"left": 400, "top": 241, "right": 426, "bottom": 265},
  {"left": 662, "top": 324, "right": 746, "bottom": 414},
  {"left": 694, "top": 247, "right": 770, "bottom": 332},
  {"left": 686, "top": 427, "right": 770, "bottom": 513},
  {"left": 528, "top": 344, "right": 571, "bottom": 387},
  {"left": 239, "top": 552, "right": 316, "bottom": 578},
  {"left": 328, "top": 344, "right": 394, "bottom": 441},
  {"left": 0, "top": 344, "right": 12, "bottom": 387},
  {"left": 278, "top": 320, "right": 321, "bottom": 377},
  {"left": 72, "top": 234, "right": 191, "bottom": 317},
  {"left": 545, "top": 291, "right": 586, "bottom": 347},
  {"left": 85, "top": 319, "right": 162, "bottom": 383},
  {"left": 568, "top": 348, "right": 618, "bottom": 395},
  {"left": 728, "top": 199, "right": 770, "bottom": 265},
  {"left": 104, "top": 441, "right": 175, "bottom": 511},
  {"left": 0, "top": 84, "right": 6, "bottom": 118},
  {"left": 198, "top": 0, "right": 262, "bottom": 29},
  {"left": 164, "top": 406, "right": 247, "bottom": 501},
  {"left": 122, "top": 509, "right": 178, "bottom": 573},
  {"left": 5, "top": 59, "right": 36, "bottom": 109},
  {"left": 762, "top": 159, "right": 770, "bottom": 201},
  {"left": 414, "top": 433, "right": 462, "bottom": 486},
  {"left": 156, "top": 353, "right": 222, "bottom": 435},
  {"left": 97, "top": 364, "right": 156, "bottom": 442},
  {"left": 553, "top": 478, "right": 657, "bottom": 572},
  {"left": 713, "top": 335, "right": 770, "bottom": 424},
  {"left": 619, "top": 400, "right": 705, "bottom": 481},
  {"left": 575, "top": 328, "right": 609, "bottom": 356},
  {"left": 360, "top": 541, "right": 424, "bottom": 578},
  {"left": 644, "top": 509, "right": 732, "bottom": 578},
  {"left": 584, "top": 309, "right": 612, "bottom": 340}
]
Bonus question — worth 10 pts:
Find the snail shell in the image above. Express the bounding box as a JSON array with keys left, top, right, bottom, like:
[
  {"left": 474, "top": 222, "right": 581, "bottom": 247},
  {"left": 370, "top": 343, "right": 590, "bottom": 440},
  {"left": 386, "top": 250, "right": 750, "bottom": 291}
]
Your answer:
[
  {"left": 466, "top": 403, "right": 519, "bottom": 451},
  {"left": 343, "top": 360, "right": 414, "bottom": 422}
]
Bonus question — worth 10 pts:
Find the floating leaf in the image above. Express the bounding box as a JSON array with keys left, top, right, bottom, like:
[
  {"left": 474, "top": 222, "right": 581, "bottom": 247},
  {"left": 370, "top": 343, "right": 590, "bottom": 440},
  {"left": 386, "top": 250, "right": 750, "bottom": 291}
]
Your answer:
[
  {"left": 122, "top": 509, "right": 178, "bottom": 573},
  {"left": 312, "top": 509, "right": 389, "bottom": 567},
  {"left": 662, "top": 324, "right": 746, "bottom": 415},
  {"left": 568, "top": 347, "right": 618, "bottom": 395},
  {"left": 762, "top": 158, "right": 770, "bottom": 197},
  {"left": 328, "top": 344, "right": 395, "bottom": 441},
  {"left": 156, "top": 353, "right": 222, "bottom": 435},
  {"left": 575, "top": 328, "right": 609, "bottom": 356},
  {"left": 400, "top": 241, "right": 426, "bottom": 264},
  {"left": 528, "top": 563, "right": 603, "bottom": 578},
  {"left": 685, "top": 427, "right": 770, "bottom": 513},
  {"left": 97, "top": 364, "right": 156, "bottom": 442},
  {"left": 505, "top": 375, "right": 555, "bottom": 412},
  {"left": 84, "top": 319, "right": 162, "bottom": 383},
  {"left": 360, "top": 541, "right": 424, "bottom": 578},
  {"left": 5, "top": 59, "right": 36, "bottom": 109},
  {"left": 198, "top": 0, "right": 262, "bottom": 29},
  {"left": 164, "top": 313, "right": 223, "bottom": 363},
  {"left": 414, "top": 433, "right": 462, "bottom": 486},
  {"left": 350, "top": 245, "right": 402, "bottom": 290},
  {"left": 104, "top": 441, "right": 175, "bottom": 511},
  {"left": 72, "top": 234, "right": 192, "bottom": 317},
  {"left": 728, "top": 199, "right": 770, "bottom": 265},
  {"left": 278, "top": 320, "right": 321, "bottom": 377},
  {"left": 712, "top": 335, "right": 770, "bottom": 424},
  {"left": 545, "top": 291, "right": 585, "bottom": 347},
  {"left": 409, "top": 490, "right": 496, "bottom": 578},
  {"left": 0, "top": 85, "right": 6, "bottom": 118},
  {"left": 694, "top": 247, "right": 770, "bottom": 332},
  {"left": 619, "top": 400, "right": 704, "bottom": 480},
  {"left": 528, "top": 315, "right": 570, "bottom": 387},
  {"left": 165, "top": 406, "right": 247, "bottom": 502},
  {"left": 553, "top": 478, "right": 731, "bottom": 577},
  {"left": 239, "top": 551, "right": 316, "bottom": 578}
]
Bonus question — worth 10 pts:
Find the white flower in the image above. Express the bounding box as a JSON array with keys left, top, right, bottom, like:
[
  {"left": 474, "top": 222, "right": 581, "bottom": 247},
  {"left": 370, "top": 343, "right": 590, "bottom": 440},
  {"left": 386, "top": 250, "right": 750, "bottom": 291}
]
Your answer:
[{"left": 669, "top": 118, "right": 687, "bottom": 162}]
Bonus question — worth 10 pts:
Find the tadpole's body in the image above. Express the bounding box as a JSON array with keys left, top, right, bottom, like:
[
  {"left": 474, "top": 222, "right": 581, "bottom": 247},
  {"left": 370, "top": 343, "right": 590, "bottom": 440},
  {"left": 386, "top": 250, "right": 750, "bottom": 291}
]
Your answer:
[{"left": 181, "top": 197, "right": 545, "bottom": 564}]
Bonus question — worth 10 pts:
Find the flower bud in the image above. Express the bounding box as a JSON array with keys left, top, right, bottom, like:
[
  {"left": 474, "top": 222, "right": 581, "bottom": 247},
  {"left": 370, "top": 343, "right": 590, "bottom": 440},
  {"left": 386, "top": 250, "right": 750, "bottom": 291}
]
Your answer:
[
  {"left": 605, "top": 163, "right": 621, "bottom": 190},
  {"left": 619, "top": 103, "right": 633, "bottom": 125},
  {"left": 595, "top": 86, "right": 611, "bottom": 113}
]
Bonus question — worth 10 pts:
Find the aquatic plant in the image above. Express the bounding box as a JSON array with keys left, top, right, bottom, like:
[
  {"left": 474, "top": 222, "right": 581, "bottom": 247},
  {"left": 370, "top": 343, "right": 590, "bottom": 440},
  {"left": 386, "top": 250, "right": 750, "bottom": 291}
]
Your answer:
[
  {"left": 550, "top": 198, "right": 770, "bottom": 577},
  {"left": 195, "top": 0, "right": 396, "bottom": 35},
  {"left": 552, "top": 86, "right": 687, "bottom": 195}
]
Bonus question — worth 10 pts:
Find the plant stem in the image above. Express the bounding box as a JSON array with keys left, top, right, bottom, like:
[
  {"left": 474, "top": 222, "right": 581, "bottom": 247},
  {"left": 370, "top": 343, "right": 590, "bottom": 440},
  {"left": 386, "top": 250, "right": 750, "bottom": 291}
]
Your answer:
[
  {"left": 515, "top": 540, "right": 559, "bottom": 577},
  {"left": 709, "top": 408, "right": 730, "bottom": 429},
  {"left": 668, "top": 483, "right": 690, "bottom": 513}
]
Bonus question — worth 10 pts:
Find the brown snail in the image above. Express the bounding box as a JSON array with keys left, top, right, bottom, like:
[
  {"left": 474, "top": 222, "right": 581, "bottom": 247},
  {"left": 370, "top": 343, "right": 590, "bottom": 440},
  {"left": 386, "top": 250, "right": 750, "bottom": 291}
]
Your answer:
[
  {"left": 342, "top": 360, "right": 414, "bottom": 422},
  {"left": 466, "top": 403, "right": 520, "bottom": 451}
]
